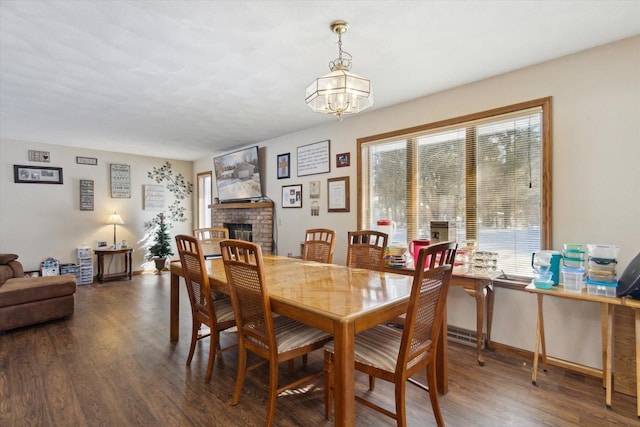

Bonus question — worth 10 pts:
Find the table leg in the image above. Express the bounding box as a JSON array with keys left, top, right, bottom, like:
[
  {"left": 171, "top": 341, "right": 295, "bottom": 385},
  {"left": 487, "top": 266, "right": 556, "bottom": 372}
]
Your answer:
[
  {"left": 474, "top": 283, "right": 486, "bottom": 366},
  {"left": 485, "top": 283, "right": 495, "bottom": 351},
  {"left": 98, "top": 254, "right": 105, "bottom": 283},
  {"left": 332, "top": 320, "right": 355, "bottom": 427},
  {"left": 600, "top": 304, "right": 608, "bottom": 389},
  {"left": 606, "top": 304, "right": 613, "bottom": 409},
  {"left": 170, "top": 270, "right": 180, "bottom": 342},
  {"left": 635, "top": 308, "right": 640, "bottom": 419},
  {"left": 127, "top": 252, "right": 132, "bottom": 279},
  {"left": 532, "top": 293, "right": 546, "bottom": 385}
]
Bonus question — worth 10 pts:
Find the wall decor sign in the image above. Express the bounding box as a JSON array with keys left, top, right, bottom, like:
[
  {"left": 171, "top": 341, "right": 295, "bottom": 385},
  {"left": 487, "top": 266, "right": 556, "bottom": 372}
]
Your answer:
[
  {"left": 277, "top": 153, "right": 290, "bottom": 179},
  {"left": 14, "top": 165, "right": 63, "bottom": 184},
  {"left": 144, "top": 184, "right": 165, "bottom": 210},
  {"left": 297, "top": 139, "right": 330, "bottom": 177},
  {"left": 282, "top": 184, "right": 302, "bottom": 208},
  {"left": 110, "top": 164, "right": 131, "bottom": 198},
  {"left": 328, "top": 176, "right": 350, "bottom": 212},
  {"left": 28, "top": 150, "right": 50, "bottom": 162},
  {"left": 76, "top": 156, "right": 98, "bottom": 165},
  {"left": 336, "top": 152, "right": 350, "bottom": 168},
  {"left": 80, "top": 179, "right": 94, "bottom": 211}
]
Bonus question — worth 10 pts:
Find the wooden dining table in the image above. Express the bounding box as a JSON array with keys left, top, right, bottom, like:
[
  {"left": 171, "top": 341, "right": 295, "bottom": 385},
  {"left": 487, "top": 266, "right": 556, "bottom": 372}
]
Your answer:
[{"left": 169, "top": 255, "right": 423, "bottom": 426}]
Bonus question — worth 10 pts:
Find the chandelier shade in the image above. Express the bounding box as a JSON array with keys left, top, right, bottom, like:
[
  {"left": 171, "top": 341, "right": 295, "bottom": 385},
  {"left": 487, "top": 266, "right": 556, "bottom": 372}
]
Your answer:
[{"left": 305, "top": 20, "right": 373, "bottom": 120}]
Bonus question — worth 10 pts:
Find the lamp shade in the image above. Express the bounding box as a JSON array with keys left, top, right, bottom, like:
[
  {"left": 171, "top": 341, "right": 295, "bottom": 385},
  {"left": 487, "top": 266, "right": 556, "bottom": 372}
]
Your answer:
[{"left": 106, "top": 213, "right": 124, "bottom": 225}]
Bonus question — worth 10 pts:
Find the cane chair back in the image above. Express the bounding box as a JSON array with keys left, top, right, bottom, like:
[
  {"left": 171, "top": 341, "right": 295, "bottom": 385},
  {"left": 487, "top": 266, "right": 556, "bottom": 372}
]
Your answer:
[
  {"left": 194, "top": 227, "right": 229, "bottom": 258},
  {"left": 175, "top": 234, "right": 236, "bottom": 383},
  {"left": 325, "top": 242, "right": 457, "bottom": 427},
  {"left": 303, "top": 228, "right": 336, "bottom": 264},
  {"left": 346, "top": 230, "right": 388, "bottom": 271},
  {"left": 220, "top": 239, "right": 333, "bottom": 426}
]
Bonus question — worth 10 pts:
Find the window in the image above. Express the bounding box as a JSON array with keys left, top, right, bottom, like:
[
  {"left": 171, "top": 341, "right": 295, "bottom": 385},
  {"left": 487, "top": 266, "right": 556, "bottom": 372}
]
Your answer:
[
  {"left": 358, "top": 98, "right": 551, "bottom": 275},
  {"left": 197, "top": 171, "right": 212, "bottom": 229}
]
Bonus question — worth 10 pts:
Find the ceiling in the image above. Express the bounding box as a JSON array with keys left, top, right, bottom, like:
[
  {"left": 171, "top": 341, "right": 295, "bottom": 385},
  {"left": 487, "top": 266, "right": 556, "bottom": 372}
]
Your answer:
[{"left": 1, "top": 1, "right": 639, "bottom": 161}]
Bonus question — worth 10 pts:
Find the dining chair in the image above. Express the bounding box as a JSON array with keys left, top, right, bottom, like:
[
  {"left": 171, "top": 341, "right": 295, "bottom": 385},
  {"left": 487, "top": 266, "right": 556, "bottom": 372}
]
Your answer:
[
  {"left": 193, "top": 227, "right": 229, "bottom": 258},
  {"left": 302, "top": 228, "right": 336, "bottom": 264},
  {"left": 346, "top": 230, "right": 388, "bottom": 271},
  {"left": 220, "top": 239, "right": 333, "bottom": 426},
  {"left": 324, "top": 241, "right": 457, "bottom": 427},
  {"left": 175, "top": 234, "right": 237, "bottom": 383}
]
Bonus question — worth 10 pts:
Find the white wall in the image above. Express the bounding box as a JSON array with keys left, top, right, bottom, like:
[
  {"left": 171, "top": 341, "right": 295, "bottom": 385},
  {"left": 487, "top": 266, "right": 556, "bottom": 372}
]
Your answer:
[
  {"left": 195, "top": 36, "right": 640, "bottom": 368},
  {"left": 0, "top": 141, "right": 193, "bottom": 272}
]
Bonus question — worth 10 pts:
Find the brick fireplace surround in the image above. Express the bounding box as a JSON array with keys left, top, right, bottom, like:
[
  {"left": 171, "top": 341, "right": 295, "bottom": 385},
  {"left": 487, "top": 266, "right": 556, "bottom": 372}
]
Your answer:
[{"left": 210, "top": 201, "right": 274, "bottom": 254}]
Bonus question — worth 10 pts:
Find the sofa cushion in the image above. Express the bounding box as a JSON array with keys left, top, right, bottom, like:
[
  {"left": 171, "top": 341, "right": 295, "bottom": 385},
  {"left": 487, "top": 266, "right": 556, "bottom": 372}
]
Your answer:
[
  {"left": 0, "top": 254, "right": 18, "bottom": 264},
  {"left": 0, "top": 276, "right": 76, "bottom": 308},
  {"left": 0, "top": 265, "right": 13, "bottom": 287}
]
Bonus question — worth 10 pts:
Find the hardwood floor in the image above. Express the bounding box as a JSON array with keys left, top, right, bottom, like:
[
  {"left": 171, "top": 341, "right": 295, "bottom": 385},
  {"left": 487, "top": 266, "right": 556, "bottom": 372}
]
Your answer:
[{"left": 1, "top": 274, "right": 638, "bottom": 426}]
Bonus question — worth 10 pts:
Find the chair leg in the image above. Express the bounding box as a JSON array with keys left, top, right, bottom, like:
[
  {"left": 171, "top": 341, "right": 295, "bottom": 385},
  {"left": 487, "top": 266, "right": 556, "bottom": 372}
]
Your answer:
[
  {"left": 369, "top": 375, "right": 376, "bottom": 391},
  {"left": 232, "top": 345, "right": 247, "bottom": 405},
  {"left": 266, "top": 358, "right": 279, "bottom": 427},
  {"left": 426, "top": 361, "right": 445, "bottom": 427},
  {"left": 205, "top": 331, "right": 218, "bottom": 383},
  {"left": 187, "top": 320, "right": 200, "bottom": 366},
  {"left": 395, "top": 377, "right": 407, "bottom": 427},
  {"left": 324, "top": 350, "right": 334, "bottom": 420}
]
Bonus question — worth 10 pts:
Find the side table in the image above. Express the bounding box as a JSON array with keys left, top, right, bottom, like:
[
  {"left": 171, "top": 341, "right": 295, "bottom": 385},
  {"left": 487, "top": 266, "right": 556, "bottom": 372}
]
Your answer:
[{"left": 94, "top": 248, "right": 133, "bottom": 283}]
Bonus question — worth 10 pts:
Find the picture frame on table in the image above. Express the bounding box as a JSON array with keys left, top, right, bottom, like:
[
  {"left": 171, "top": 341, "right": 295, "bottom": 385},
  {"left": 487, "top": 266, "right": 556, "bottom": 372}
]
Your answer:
[
  {"left": 328, "top": 176, "right": 350, "bottom": 212},
  {"left": 13, "top": 165, "right": 63, "bottom": 184},
  {"left": 277, "top": 153, "right": 291, "bottom": 179},
  {"left": 282, "top": 184, "right": 302, "bottom": 208}
]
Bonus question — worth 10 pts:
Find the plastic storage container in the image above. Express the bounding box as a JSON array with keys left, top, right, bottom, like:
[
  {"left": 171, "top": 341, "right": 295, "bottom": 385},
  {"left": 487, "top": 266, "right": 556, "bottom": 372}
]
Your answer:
[
  {"left": 587, "top": 269, "right": 616, "bottom": 283},
  {"left": 561, "top": 267, "right": 585, "bottom": 293},
  {"left": 588, "top": 257, "right": 617, "bottom": 272},
  {"left": 586, "top": 278, "right": 617, "bottom": 297},
  {"left": 587, "top": 244, "right": 620, "bottom": 259}
]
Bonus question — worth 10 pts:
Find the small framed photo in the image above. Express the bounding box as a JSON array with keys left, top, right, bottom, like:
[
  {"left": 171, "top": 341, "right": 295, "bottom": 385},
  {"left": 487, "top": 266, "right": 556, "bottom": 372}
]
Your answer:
[
  {"left": 309, "top": 180, "right": 321, "bottom": 199},
  {"left": 282, "top": 184, "right": 302, "bottom": 208},
  {"left": 96, "top": 240, "right": 108, "bottom": 249},
  {"left": 76, "top": 156, "right": 98, "bottom": 165},
  {"left": 328, "top": 176, "right": 350, "bottom": 212},
  {"left": 336, "top": 152, "right": 350, "bottom": 168},
  {"left": 14, "top": 165, "right": 63, "bottom": 184},
  {"left": 277, "top": 153, "right": 291, "bottom": 179}
]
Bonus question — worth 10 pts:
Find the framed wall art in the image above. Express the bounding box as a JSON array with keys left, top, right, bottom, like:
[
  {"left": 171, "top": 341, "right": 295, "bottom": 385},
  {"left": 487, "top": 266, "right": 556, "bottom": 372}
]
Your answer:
[
  {"left": 309, "top": 180, "right": 321, "bottom": 199},
  {"left": 144, "top": 184, "right": 165, "bottom": 210},
  {"left": 328, "top": 176, "right": 350, "bottom": 212},
  {"left": 336, "top": 152, "right": 350, "bottom": 168},
  {"left": 277, "top": 153, "right": 290, "bottom": 179},
  {"left": 14, "top": 165, "right": 63, "bottom": 184},
  {"left": 282, "top": 184, "right": 302, "bottom": 208},
  {"left": 80, "top": 179, "right": 94, "bottom": 211},
  {"left": 110, "top": 164, "right": 131, "bottom": 198},
  {"left": 76, "top": 156, "right": 98, "bottom": 165},
  {"left": 297, "top": 139, "right": 330, "bottom": 176}
]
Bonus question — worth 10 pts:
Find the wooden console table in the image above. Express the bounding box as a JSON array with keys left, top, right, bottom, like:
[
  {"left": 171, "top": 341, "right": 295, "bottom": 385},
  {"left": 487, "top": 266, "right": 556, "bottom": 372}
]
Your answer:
[{"left": 94, "top": 248, "right": 133, "bottom": 283}]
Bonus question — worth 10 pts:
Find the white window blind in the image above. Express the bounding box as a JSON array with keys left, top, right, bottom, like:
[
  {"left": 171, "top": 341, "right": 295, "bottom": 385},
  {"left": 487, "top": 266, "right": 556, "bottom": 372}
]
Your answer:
[{"left": 359, "top": 99, "right": 550, "bottom": 275}]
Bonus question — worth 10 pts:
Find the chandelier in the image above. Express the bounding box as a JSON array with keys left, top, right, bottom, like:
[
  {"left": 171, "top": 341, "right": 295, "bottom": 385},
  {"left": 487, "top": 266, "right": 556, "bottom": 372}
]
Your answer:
[{"left": 305, "top": 20, "right": 373, "bottom": 121}]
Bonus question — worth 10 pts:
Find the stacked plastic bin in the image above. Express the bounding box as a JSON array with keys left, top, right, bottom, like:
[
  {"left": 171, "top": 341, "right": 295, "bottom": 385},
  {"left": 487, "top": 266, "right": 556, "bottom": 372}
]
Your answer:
[
  {"left": 586, "top": 244, "right": 619, "bottom": 297},
  {"left": 561, "top": 244, "right": 586, "bottom": 293}
]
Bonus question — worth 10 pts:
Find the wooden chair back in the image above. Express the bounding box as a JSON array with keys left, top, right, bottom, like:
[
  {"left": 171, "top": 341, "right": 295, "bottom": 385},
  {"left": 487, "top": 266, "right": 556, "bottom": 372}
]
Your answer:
[
  {"left": 220, "top": 239, "right": 274, "bottom": 351},
  {"left": 346, "top": 230, "right": 388, "bottom": 271},
  {"left": 399, "top": 241, "right": 457, "bottom": 372},
  {"left": 194, "top": 227, "right": 229, "bottom": 257},
  {"left": 302, "top": 228, "right": 336, "bottom": 264},
  {"left": 176, "top": 234, "right": 216, "bottom": 324}
]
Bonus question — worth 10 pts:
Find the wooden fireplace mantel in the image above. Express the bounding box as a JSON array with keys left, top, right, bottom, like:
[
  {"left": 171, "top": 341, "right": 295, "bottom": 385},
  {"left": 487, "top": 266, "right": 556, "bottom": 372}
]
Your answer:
[{"left": 209, "top": 201, "right": 274, "bottom": 210}]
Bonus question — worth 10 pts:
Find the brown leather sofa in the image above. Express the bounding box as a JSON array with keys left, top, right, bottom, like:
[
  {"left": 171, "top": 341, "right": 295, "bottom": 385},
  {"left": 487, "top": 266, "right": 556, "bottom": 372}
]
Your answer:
[{"left": 0, "top": 254, "right": 76, "bottom": 332}]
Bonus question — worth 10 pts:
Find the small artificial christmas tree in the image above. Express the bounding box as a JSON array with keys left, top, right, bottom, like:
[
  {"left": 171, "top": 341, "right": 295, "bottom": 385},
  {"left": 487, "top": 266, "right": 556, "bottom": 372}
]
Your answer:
[{"left": 149, "top": 213, "right": 174, "bottom": 259}]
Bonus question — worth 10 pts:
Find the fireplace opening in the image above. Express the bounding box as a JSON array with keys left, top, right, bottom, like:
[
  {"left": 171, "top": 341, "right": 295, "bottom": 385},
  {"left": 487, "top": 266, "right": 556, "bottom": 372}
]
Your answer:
[{"left": 224, "top": 223, "right": 253, "bottom": 242}]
